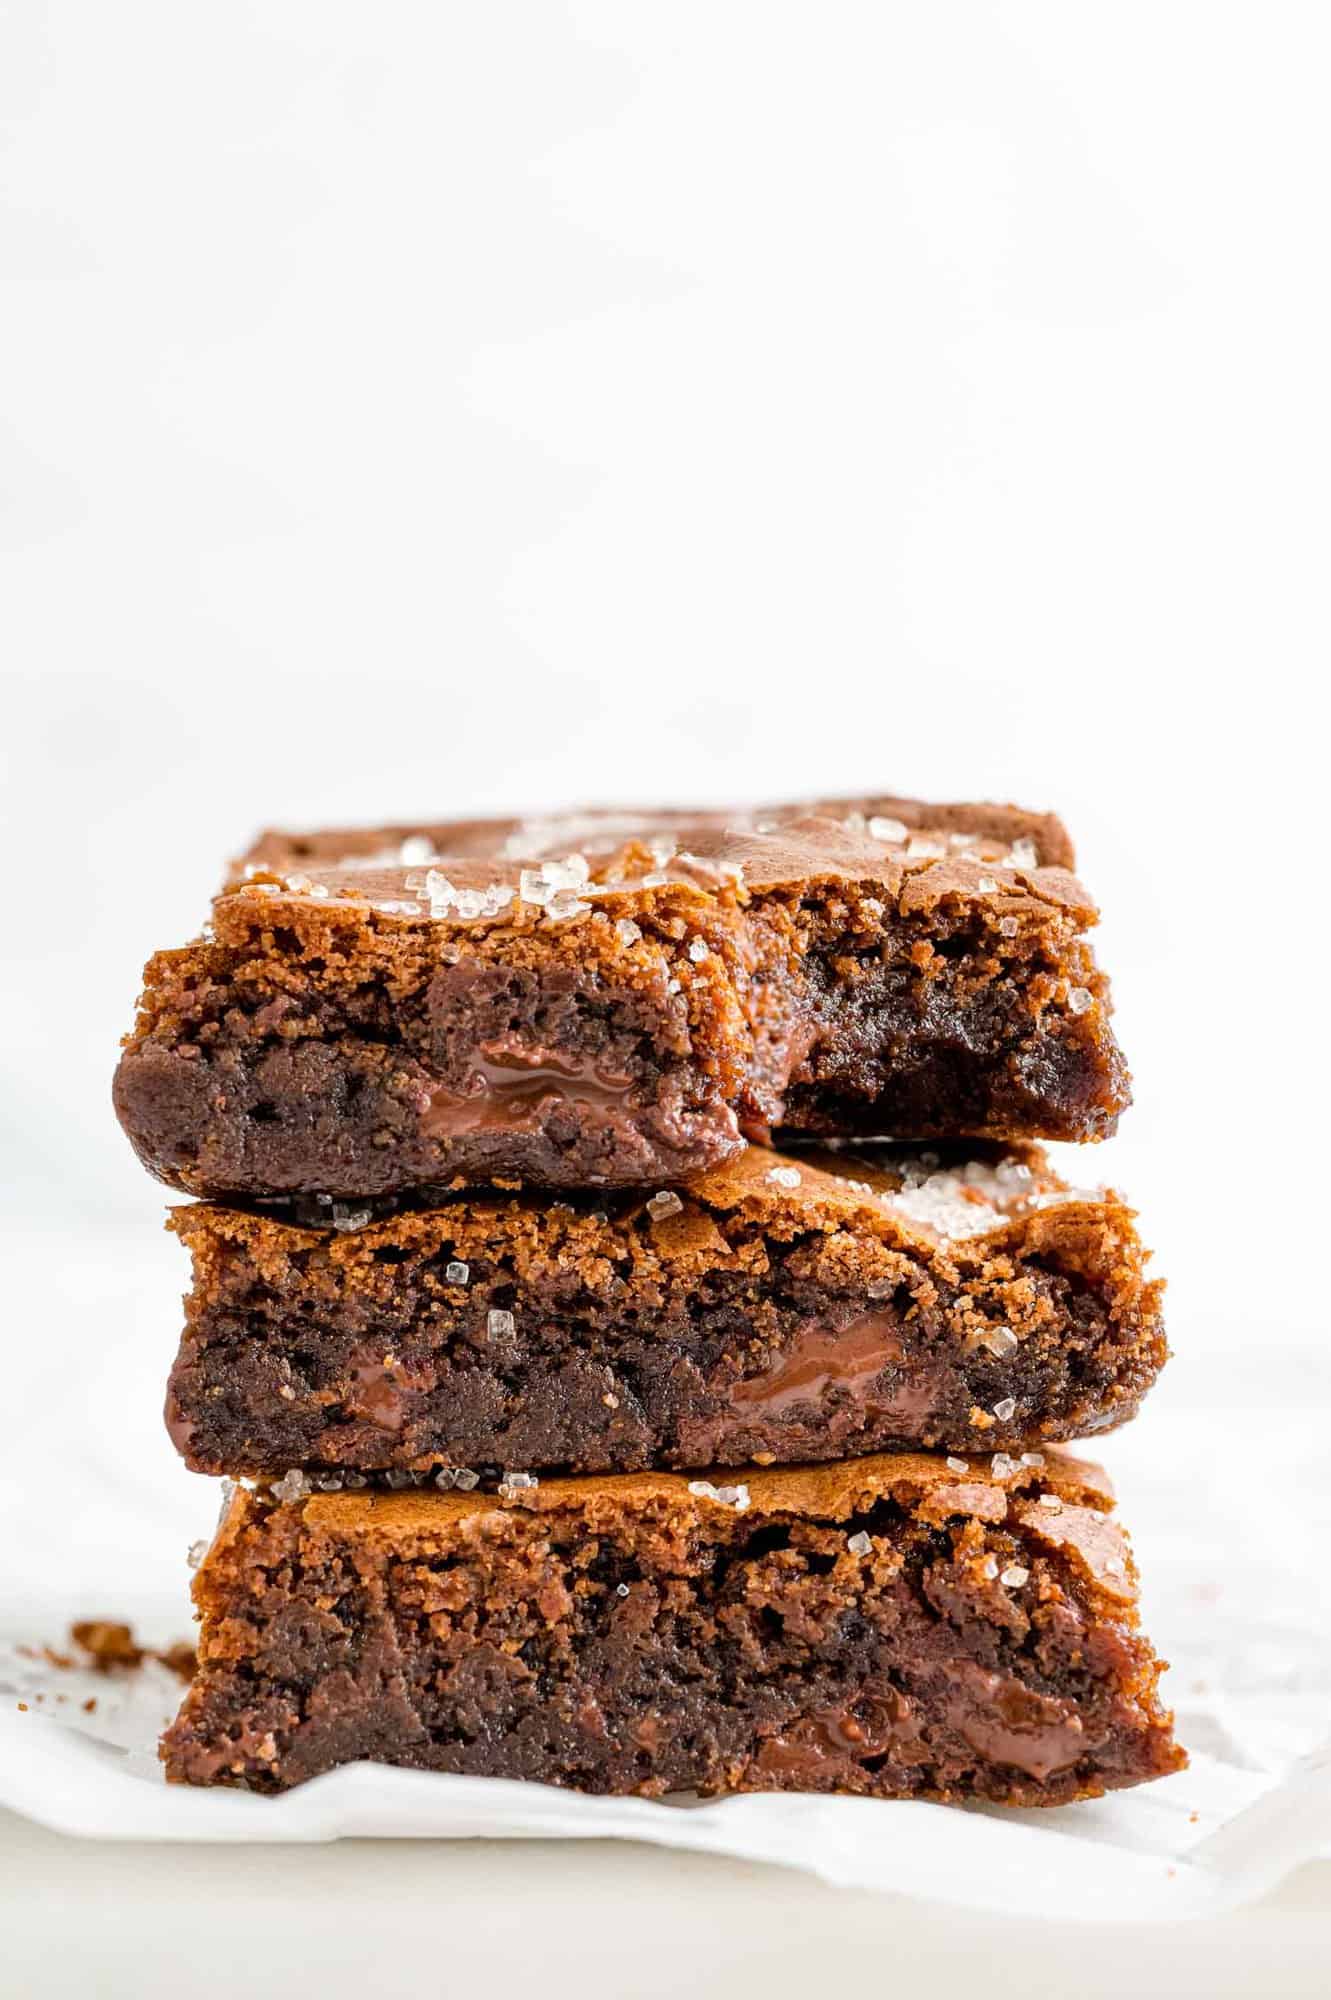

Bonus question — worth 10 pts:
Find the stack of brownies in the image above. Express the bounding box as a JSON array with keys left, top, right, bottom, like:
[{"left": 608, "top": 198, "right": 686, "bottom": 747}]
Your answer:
[{"left": 113, "top": 796, "right": 1184, "bottom": 1803}]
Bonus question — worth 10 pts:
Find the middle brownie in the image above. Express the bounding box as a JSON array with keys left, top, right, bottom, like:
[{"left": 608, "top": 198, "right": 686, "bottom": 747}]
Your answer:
[{"left": 166, "top": 1143, "right": 1164, "bottom": 1482}]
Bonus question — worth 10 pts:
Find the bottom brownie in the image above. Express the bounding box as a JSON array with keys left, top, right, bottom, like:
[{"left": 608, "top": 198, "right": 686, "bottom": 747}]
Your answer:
[{"left": 163, "top": 1452, "right": 1183, "bottom": 1805}]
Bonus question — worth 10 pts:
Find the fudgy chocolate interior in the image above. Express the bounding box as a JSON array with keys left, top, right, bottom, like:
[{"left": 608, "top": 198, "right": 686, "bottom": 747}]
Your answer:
[
  {"left": 780, "top": 904, "right": 1122, "bottom": 1142},
  {"left": 166, "top": 1174, "right": 1163, "bottom": 1479},
  {"left": 162, "top": 1480, "right": 1183, "bottom": 1804}
]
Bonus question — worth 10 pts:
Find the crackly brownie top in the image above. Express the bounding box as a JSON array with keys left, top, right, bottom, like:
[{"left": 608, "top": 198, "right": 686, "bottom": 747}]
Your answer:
[
  {"left": 197, "top": 1138, "right": 1131, "bottom": 1276},
  {"left": 228, "top": 795, "right": 1095, "bottom": 931},
  {"left": 211, "top": 1446, "right": 1133, "bottom": 1609}
]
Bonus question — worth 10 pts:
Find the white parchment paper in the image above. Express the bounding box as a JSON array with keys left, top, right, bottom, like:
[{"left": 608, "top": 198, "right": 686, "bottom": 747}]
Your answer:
[
  {"left": 5, "top": 1381, "right": 1330, "bottom": 1925},
  {"left": 0, "top": 1639, "right": 1328, "bottom": 1922}
]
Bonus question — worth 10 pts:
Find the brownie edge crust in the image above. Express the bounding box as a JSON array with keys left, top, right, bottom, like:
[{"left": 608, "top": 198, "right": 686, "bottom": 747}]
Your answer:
[{"left": 162, "top": 1452, "right": 1184, "bottom": 1805}]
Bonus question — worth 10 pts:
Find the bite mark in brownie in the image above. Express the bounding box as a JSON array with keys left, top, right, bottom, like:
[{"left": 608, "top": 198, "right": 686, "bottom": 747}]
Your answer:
[
  {"left": 163, "top": 1142, "right": 1165, "bottom": 1480},
  {"left": 114, "top": 798, "right": 1129, "bottom": 1198},
  {"left": 161, "top": 1450, "right": 1184, "bottom": 1804}
]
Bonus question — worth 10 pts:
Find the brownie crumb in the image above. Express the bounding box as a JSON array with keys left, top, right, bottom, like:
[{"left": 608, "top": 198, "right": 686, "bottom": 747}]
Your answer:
[
  {"left": 70, "top": 1621, "right": 196, "bottom": 1683},
  {"left": 156, "top": 1641, "right": 199, "bottom": 1682},
  {"left": 71, "top": 1620, "right": 145, "bottom": 1671}
]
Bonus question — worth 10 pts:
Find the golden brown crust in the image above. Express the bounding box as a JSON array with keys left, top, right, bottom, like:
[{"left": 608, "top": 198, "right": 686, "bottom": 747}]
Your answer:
[
  {"left": 202, "top": 1443, "right": 1132, "bottom": 1632},
  {"left": 302, "top": 1443, "right": 1115, "bottom": 1531},
  {"left": 203, "top": 1448, "right": 1122, "bottom": 1585},
  {"left": 240, "top": 794, "right": 1078, "bottom": 883},
  {"left": 230, "top": 800, "right": 1094, "bottom": 928},
  {"left": 170, "top": 1137, "right": 1155, "bottom": 1317}
]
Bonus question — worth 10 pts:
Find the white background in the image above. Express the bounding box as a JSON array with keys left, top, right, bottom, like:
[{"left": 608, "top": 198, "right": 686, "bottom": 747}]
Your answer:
[{"left": 1, "top": 6, "right": 1329, "bottom": 1987}]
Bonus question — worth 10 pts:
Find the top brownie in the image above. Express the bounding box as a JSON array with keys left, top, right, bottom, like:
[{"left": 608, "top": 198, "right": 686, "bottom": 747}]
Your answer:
[{"left": 114, "top": 796, "right": 1130, "bottom": 1198}]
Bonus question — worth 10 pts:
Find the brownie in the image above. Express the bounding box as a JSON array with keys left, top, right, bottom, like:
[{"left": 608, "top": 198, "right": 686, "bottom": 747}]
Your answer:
[
  {"left": 113, "top": 797, "right": 1129, "bottom": 1198},
  {"left": 164, "top": 1143, "right": 1165, "bottom": 1481},
  {"left": 161, "top": 1449, "right": 1184, "bottom": 1803}
]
